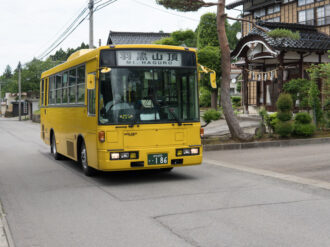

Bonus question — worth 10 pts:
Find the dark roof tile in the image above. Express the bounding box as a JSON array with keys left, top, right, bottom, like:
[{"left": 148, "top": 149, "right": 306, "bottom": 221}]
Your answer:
[{"left": 107, "top": 31, "right": 170, "bottom": 45}]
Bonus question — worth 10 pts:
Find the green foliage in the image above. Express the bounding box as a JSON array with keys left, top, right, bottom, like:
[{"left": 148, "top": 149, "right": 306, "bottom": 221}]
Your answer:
[
  {"left": 196, "top": 13, "right": 218, "bottom": 49},
  {"left": 3, "top": 65, "right": 12, "bottom": 79},
  {"left": 268, "top": 28, "right": 300, "bottom": 40},
  {"left": 266, "top": 112, "right": 278, "bottom": 134},
  {"left": 199, "top": 87, "right": 211, "bottom": 107},
  {"left": 293, "top": 123, "right": 315, "bottom": 137},
  {"left": 276, "top": 93, "right": 293, "bottom": 112},
  {"left": 308, "top": 81, "right": 323, "bottom": 125},
  {"left": 231, "top": 96, "right": 241, "bottom": 108},
  {"left": 202, "top": 109, "right": 222, "bottom": 125},
  {"left": 294, "top": 112, "right": 312, "bottom": 124},
  {"left": 283, "top": 79, "right": 310, "bottom": 108},
  {"left": 277, "top": 111, "right": 292, "bottom": 121},
  {"left": 155, "top": 30, "right": 196, "bottom": 47},
  {"left": 276, "top": 93, "right": 293, "bottom": 137},
  {"left": 156, "top": 0, "right": 204, "bottom": 11},
  {"left": 226, "top": 21, "right": 241, "bottom": 50},
  {"left": 49, "top": 42, "right": 89, "bottom": 61},
  {"left": 275, "top": 121, "right": 294, "bottom": 137}
]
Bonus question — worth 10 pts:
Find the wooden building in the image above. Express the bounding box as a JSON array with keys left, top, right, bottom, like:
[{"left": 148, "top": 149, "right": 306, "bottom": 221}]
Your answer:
[
  {"left": 227, "top": 0, "right": 330, "bottom": 36},
  {"left": 231, "top": 21, "right": 330, "bottom": 113}
]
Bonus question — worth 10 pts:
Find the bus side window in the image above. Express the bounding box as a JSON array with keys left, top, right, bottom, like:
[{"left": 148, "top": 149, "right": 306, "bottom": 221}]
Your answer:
[
  {"left": 41, "top": 79, "right": 44, "bottom": 106},
  {"left": 77, "top": 66, "right": 85, "bottom": 104}
]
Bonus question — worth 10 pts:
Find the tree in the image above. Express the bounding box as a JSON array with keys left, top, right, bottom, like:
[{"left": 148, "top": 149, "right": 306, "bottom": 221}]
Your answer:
[
  {"left": 155, "top": 30, "right": 196, "bottom": 47},
  {"left": 156, "top": 0, "right": 252, "bottom": 140},
  {"left": 196, "top": 13, "right": 219, "bottom": 49},
  {"left": 3, "top": 65, "right": 12, "bottom": 79}
]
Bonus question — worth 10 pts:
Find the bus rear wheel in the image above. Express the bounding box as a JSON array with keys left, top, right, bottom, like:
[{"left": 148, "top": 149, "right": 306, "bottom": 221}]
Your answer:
[
  {"left": 79, "top": 141, "right": 96, "bottom": 177},
  {"left": 51, "top": 133, "right": 61, "bottom": 160}
]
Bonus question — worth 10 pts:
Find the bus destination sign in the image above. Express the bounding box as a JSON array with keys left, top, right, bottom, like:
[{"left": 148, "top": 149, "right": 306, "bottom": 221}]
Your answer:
[{"left": 117, "top": 50, "right": 182, "bottom": 67}]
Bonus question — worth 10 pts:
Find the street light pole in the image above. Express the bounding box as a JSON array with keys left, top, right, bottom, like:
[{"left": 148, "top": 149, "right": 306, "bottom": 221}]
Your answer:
[
  {"left": 18, "top": 62, "right": 22, "bottom": 121},
  {"left": 89, "top": 0, "right": 94, "bottom": 48}
]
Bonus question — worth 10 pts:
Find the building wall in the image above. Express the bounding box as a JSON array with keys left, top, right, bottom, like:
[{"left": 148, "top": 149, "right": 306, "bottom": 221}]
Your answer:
[{"left": 242, "top": 0, "right": 330, "bottom": 36}]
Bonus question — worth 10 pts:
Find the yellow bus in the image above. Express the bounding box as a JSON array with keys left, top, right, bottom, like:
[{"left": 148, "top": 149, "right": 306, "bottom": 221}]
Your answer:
[{"left": 40, "top": 45, "right": 202, "bottom": 176}]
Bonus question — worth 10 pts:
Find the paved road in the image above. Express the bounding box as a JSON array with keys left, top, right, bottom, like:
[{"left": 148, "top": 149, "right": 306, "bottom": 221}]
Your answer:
[{"left": 1, "top": 119, "right": 330, "bottom": 246}]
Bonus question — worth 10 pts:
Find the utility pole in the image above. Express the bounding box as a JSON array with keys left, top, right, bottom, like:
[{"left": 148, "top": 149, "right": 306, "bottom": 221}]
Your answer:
[
  {"left": 89, "top": 0, "right": 94, "bottom": 48},
  {"left": 18, "top": 62, "right": 21, "bottom": 121}
]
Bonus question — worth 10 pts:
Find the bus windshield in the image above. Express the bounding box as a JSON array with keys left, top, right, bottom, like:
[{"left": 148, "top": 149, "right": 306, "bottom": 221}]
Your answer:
[{"left": 99, "top": 68, "right": 199, "bottom": 125}]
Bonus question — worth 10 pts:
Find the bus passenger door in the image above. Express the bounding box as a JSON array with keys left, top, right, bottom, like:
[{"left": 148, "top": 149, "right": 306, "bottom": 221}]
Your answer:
[{"left": 85, "top": 72, "right": 98, "bottom": 169}]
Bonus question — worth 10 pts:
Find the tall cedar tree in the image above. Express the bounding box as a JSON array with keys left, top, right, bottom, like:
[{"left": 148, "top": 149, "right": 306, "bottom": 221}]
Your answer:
[{"left": 156, "top": 0, "right": 252, "bottom": 141}]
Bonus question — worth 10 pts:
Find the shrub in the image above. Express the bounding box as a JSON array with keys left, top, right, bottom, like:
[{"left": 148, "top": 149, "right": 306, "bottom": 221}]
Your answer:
[
  {"left": 268, "top": 28, "right": 300, "bottom": 40},
  {"left": 275, "top": 121, "right": 294, "bottom": 137},
  {"left": 231, "top": 96, "right": 241, "bottom": 108},
  {"left": 294, "top": 112, "right": 312, "bottom": 124},
  {"left": 293, "top": 123, "right": 316, "bottom": 137},
  {"left": 199, "top": 87, "right": 211, "bottom": 107},
  {"left": 202, "top": 109, "right": 222, "bottom": 126},
  {"left": 277, "top": 111, "right": 292, "bottom": 121},
  {"left": 276, "top": 93, "right": 293, "bottom": 112}
]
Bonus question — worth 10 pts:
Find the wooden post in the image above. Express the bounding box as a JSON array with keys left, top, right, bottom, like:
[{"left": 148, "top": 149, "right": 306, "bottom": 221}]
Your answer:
[
  {"left": 277, "top": 51, "right": 285, "bottom": 95},
  {"left": 243, "top": 58, "right": 249, "bottom": 113},
  {"left": 299, "top": 52, "right": 304, "bottom": 78}
]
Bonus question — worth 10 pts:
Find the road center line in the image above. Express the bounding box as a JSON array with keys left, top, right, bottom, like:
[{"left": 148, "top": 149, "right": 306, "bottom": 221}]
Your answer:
[{"left": 204, "top": 159, "right": 330, "bottom": 191}]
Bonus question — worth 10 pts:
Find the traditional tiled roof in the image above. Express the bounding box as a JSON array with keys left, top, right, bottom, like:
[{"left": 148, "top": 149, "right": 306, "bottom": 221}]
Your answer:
[
  {"left": 226, "top": 0, "right": 245, "bottom": 9},
  {"left": 107, "top": 31, "right": 170, "bottom": 45},
  {"left": 232, "top": 21, "right": 330, "bottom": 57}
]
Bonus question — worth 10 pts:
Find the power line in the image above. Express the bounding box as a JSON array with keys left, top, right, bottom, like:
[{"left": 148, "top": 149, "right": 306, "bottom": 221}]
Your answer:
[
  {"left": 38, "top": 0, "right": 118, "bottom": 60},
  {"left": 37, "top": 7, "right": 88, "bottom": 59},
  {"left": 34, "top": 1, "right": 90, "bottom": 58}
]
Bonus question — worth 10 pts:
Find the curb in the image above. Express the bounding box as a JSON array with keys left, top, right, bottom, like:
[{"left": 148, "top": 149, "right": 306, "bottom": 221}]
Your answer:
[
  {"left": 203, "top": 137, "right": 330, "bottom": 151},
  {"left": 0, "top": 202, "right": 14, "bottom": 247}
]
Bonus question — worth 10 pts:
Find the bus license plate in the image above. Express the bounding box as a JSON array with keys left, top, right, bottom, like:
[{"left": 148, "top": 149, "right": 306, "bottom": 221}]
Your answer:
[{"left": 148, "top": 153, "right": 168, "bottom": 165}]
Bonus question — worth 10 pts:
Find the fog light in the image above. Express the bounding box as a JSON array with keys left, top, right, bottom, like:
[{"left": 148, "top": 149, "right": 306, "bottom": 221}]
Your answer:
[
  {"left": 120, "top": 152, "right": 130, "bottom": 159},
  {"left": 130, "top": 152, "right": 137, "bottom": 159},
  {"left": 191, "top": 148, "right": 199, "bottom": 155},
  {"left": 176, "top": 149, "right": 183, "bottom": 156},
  {"left": 183, "top": 149, "right": 191, "bottom": 155},
  {"left": 110, "top": 153, "right": 120, "bottom": 160}
]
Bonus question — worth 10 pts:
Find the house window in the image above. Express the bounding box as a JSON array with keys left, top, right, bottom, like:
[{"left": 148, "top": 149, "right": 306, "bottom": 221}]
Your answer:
[
  {"left": 268, "top": 5, "right": 280, "bottom": 14},
  {"left": 317, "top": 5, "right": 330, "bottom": 26},
  {"left": 298, "top": 0, "right": 314, "bottom": 6},
  {"left": 254, "top": 9, "right": 266, "bottom": 18},
  {"left": 298, "top": 8, "right": 314, "bottom": 25},
  {"left": 266, "top": 17, "right": 281, "bottom": 22},
  {"left": 283, "top": 0, "right": 294, "bottom": 4}
]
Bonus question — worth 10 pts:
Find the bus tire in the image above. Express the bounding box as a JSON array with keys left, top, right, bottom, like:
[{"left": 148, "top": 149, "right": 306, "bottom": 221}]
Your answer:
[
  {"left": 79, "top": 141, "right": 96, "bottom": 177},
  {"left": 51, "top": 133, "right": 61, "bottom": 160}
]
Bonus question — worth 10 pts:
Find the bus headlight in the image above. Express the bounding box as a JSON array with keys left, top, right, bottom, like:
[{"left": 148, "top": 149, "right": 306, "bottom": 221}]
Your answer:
[
  {"left": 110, "top": 152, "right": 139, "bottom": 160},
  {"left": 176, "top": 148, "right": 199, "bottom": 156},
  {"left": 110, "top": 153, "right": 120, "bottom": 160}
]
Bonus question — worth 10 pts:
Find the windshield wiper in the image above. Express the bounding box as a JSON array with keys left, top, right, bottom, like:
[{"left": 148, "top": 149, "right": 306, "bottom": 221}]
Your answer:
[{"left": 161, "top": 104, "right": 182, "bottom": 126}]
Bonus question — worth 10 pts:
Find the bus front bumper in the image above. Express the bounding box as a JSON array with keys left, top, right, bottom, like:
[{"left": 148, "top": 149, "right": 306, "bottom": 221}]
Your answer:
[{"left": 97, "top": 147, "right": 202, "bottom": 171}]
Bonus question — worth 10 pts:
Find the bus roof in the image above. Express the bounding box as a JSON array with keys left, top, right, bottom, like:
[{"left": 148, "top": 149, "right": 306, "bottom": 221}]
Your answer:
[{"left": 41, "top": 44, "right": 196, "bottom": 78}]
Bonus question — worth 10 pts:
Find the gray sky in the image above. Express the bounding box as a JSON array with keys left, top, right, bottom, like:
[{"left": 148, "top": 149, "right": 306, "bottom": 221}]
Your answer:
[{"left": 0, "top": 0, "right": 241, "bottom": 73}]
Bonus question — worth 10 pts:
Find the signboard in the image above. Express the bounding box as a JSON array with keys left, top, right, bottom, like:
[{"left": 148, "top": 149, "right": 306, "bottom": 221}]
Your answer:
[{"left": 117, "top": 50, "right": 182, "bottom": 67}]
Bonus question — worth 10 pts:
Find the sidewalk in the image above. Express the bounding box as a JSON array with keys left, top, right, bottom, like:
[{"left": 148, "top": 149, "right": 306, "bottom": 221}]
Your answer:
[{"left": 203, "top": 116, "right": 260, "bottom": 137}]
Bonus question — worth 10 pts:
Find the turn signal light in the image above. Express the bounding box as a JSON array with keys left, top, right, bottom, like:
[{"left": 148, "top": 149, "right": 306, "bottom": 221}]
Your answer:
[
  {"left": 200, "top": 128, "right": 204, "bottom": 138},
  {"left": 99, "top": 131, "right": 105, "bottom": 143}
]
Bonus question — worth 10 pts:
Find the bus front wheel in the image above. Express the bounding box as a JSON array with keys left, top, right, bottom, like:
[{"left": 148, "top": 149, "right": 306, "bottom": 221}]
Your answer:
[
  {"left": 79, "top": 142, "right": 96, "bottom": 177},
  {"left": 51, "top": 133, "right": 61, "bottom": 160}
]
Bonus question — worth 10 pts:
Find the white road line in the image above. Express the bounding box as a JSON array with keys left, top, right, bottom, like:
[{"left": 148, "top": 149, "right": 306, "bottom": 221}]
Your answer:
[
  {"left": 0, "top": 203, "right": 14, "bottom": 247},
  {"left": 204, "top": 159, "right": 330, "bottom": 191}
]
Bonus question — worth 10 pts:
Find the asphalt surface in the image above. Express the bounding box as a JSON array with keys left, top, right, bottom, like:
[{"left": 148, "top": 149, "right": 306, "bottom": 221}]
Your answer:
[{"left": 1, "top": 118, "right": 330, "bottom": 247}]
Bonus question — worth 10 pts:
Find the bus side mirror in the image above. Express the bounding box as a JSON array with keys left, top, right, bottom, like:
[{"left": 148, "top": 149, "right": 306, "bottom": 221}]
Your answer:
[
  {"left": 87, "top": 74, "right": 96, "bottom": 90},
  {"left": 210, "top": 72, "right": 216, "bottom": 89}
]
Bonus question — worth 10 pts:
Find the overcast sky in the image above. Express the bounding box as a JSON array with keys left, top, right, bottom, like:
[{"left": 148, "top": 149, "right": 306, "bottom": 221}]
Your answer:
[{"left": 0, "top": 0, "right": 241, "bottom": 74}]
